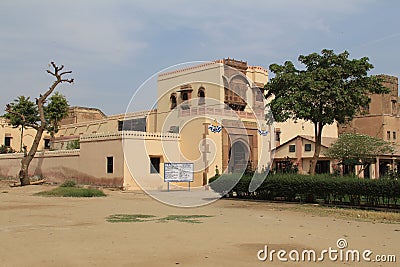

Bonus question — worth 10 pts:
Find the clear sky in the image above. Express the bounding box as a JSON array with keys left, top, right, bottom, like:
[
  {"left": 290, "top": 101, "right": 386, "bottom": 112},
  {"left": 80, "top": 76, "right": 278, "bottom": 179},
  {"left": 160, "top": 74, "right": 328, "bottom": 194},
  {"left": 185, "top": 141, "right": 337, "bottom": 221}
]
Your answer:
[{"left": 1, "top": 0, "right": 399, "bottom": 115}]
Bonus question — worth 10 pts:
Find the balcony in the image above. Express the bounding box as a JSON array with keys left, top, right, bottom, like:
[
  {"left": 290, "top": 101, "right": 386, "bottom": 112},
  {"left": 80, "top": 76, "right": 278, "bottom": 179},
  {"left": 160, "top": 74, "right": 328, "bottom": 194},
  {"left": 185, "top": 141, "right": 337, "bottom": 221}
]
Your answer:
[{"left": 178, "top": 107, "right": 263, "bottom": 120}]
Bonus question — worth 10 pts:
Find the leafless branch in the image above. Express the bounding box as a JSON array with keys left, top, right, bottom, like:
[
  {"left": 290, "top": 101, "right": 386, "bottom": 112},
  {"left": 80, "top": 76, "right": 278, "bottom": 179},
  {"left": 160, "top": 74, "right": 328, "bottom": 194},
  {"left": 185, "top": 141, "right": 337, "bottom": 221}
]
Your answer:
[
  {"left": 60, "top": 70, "right": 72, "bottom": 76},
  {"left": 61, "top": 78, "right": 74, "bottom": 83}
]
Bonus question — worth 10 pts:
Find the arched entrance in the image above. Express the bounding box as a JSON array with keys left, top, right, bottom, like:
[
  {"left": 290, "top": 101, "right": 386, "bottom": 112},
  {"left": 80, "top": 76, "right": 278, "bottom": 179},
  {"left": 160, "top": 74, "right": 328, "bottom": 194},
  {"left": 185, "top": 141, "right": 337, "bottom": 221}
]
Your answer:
[{"left": 228, "top": 141, "right": 250, "bottom": 173}]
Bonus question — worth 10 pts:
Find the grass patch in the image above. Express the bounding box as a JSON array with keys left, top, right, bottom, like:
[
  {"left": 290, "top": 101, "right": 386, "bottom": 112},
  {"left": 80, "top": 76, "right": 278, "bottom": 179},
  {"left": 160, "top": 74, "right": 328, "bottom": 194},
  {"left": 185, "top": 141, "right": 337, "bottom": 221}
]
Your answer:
[
  {"left": 105, "top": 214, "right": 213, "bottom": 224},
  {"left": 106, "top": 214, "right": 156, "bottom": 223},
  {"left": 35, "top": 187, "right": 106, "bottom": 198},
  {"left": 157, "top": 215, "right": 213, "bottom": 224}
]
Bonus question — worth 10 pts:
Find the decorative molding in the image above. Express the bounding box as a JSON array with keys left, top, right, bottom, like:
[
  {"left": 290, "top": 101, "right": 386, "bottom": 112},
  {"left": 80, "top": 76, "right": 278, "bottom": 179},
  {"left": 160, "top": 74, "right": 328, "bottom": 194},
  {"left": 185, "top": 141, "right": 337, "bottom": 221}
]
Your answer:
[
  {"left": 80, "top": 131, "right": 180, "bottom": 142},
  {"left": 158, "top": 61, "right": 222, "bottom": 78},
  {"left": 0, "top": 149, "right": 80, "bottom": 159}
]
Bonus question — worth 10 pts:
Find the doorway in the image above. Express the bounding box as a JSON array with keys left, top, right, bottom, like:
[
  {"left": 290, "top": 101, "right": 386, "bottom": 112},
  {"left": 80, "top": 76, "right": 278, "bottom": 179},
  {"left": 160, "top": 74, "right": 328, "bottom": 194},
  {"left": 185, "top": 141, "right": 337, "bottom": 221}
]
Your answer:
[{"left": 228, "top": 141, "right": 250, "bottom": 173}]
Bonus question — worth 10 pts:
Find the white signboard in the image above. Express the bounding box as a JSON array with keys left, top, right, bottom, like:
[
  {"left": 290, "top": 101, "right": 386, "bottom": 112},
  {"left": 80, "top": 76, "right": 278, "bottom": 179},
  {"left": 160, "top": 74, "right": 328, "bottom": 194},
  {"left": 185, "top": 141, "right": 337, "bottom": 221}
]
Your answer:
[{"left": 164, "top": 163, "right": 194, "bottom": 182}]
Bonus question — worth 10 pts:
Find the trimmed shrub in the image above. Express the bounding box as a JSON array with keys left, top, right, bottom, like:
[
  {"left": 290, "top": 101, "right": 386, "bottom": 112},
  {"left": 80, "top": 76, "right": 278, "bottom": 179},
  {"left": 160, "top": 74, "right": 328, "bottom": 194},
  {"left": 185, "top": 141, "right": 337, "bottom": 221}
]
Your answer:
[{"left": 209, "top": 173, "right": 400, "bottom": 208}]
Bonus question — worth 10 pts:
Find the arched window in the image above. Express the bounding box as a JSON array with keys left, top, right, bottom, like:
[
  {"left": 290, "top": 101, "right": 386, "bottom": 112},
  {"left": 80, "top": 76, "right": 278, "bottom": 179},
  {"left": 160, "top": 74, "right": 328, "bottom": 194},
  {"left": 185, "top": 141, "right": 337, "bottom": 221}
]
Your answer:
[
  {"left": 170, "top": 94, "right": 177, "bottom": 110},
  {"left": 198, "top": 87, "right": 205, "bottom": 105},
  {"left": 181, "top": 92, "right": 189, "bottom": 101}
]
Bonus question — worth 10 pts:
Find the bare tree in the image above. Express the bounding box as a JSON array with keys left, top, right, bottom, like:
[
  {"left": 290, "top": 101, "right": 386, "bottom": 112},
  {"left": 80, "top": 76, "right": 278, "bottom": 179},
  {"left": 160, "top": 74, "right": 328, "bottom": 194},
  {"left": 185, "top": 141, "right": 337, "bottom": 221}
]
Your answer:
[{"left": 6, "top": 62, "right": 73, "bottom": 185}]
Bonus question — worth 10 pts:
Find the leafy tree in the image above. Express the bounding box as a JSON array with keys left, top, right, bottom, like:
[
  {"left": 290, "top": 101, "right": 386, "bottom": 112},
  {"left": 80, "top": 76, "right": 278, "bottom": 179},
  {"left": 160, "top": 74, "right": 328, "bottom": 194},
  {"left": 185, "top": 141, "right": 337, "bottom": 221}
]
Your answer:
[
  {"left": 4, "top": 96, "right": 39, "bottom": 152},
  {"left": 264, "top": 49, "right": 389, "bottom": 175},
  {"left": 5, "top": 62, "right": 73, "bottom": 186},
  {"left": 325, "top": 133, "right": 394, "bottom": 176},
  {"left": 44, "top": 92, "right": 69, "bottom": 136}
]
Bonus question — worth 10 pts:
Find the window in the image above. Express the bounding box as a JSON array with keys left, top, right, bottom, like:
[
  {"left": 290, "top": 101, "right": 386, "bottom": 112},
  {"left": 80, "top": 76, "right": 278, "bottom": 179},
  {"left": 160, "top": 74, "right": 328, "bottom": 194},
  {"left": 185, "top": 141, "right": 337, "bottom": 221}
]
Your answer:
[
  {"left": 107, "top": 156, "right": 113, "bottom": 174},
  {"left": 289, "top": 145, "right": 296, "bottom": 153},
  {"left": 180, "top": 90, "right": 191, "bottom": 110},
  {"left": 198, "top": 88, "right": 205, "bottom": 105},
  {"left": 150, "top": 157, "right": 160, "bottom": 174},
  {"left": 181, "top": 92, "right": 188, "bottom": 101},
  {"left": 393, "top": 132, "right": 397, "bottom": 140},
  {"left": 305, "top": 144, "right": 312, "bottom": 151},
  {"left": 387, "top": 131, "right": 391, "bottom": 140},
  {"left": 170, "top": 94, "right": 177, "bottom": 109},
  {"left": 275, "top": 131, "right": 281, "bottom": 142},
  {"left": 4, "top": 136, "right": 11, "bottom": 147},
  {"left": 118, "top": 120, "right": 123, "bottom": 131},
  {"left": 44, "top": 138, "right": 51, "bottom": 149},
  {"left": 392, "top": 100, "right": 397, "bottom": 115},
  {"left": 224, "top": 87, "right": 246, "bottom": 111},
  {"left": 118, "top": 118, "right": 146, "bottom": 132}
]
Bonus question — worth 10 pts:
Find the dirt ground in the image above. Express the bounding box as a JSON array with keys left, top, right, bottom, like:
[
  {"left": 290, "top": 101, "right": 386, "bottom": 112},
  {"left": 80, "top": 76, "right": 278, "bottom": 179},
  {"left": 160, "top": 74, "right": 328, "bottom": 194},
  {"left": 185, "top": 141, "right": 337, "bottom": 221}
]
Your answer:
[{"left": 1, "top": 182, "right": 399, "bottom": 267}]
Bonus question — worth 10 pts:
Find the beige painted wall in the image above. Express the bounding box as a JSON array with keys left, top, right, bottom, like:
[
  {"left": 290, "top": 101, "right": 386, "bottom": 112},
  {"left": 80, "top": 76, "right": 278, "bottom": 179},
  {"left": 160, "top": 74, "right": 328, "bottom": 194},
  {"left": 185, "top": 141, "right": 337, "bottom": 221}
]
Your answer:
[
  {"left": 275, "top": 119, "right": 338, "bottom": 145},
  {"left": 123, "top": 131, "right": 181, "bottom": 190},
  {"left": 274, "top": 136, "right": 333, "bottom": 174},
  {"left": 0, "top": 150, "right": 81, "bottom": 182},
  {"left": 246, "top": 66, "right": 269, "bottom": 86},
  {"left": 79, "top": 133, "right": 124, "bottom": 186},
  {"left": 0, "top": 118, "right": 50, "bottom": 152},
  {"left": 0, "top": 133, "right": 126, "bottom": 187}
]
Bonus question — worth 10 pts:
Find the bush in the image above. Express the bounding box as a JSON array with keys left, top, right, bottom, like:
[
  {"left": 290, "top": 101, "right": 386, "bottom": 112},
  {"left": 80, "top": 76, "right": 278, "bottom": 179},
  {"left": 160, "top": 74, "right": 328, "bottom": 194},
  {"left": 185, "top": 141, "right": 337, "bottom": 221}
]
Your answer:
[
  {"left": 60, "top": 180, "right": 76, "bottom": 187},
  {"left": 0, "top": 145, "right": 15, "bottom": 154},
  {"left": 66, "top": 139, "right": 80, "bottom": 150},
  {"left": 209, "top": 173, "right": 400, "bottom": 208}
]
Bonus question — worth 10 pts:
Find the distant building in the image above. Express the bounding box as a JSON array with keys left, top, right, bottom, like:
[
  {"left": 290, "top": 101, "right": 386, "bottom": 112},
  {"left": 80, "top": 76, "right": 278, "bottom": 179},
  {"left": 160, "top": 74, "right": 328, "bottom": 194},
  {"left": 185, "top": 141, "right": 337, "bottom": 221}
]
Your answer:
[
  {"left": 273, "top": 135, "right": 337, "bottom": 175},
  {"left": 339, "top": 75, "right": 400, "bottom": 177},
  {"left": 60, "top": 106, "right": 107, "bottom": 125}
]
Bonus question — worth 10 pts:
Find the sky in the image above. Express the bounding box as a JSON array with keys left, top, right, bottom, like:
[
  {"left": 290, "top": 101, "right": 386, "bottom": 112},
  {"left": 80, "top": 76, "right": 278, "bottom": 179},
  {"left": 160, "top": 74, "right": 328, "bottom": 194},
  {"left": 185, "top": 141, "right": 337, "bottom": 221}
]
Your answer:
[{"left": 1, "top": 0, "right": 400, "bottom": 115}]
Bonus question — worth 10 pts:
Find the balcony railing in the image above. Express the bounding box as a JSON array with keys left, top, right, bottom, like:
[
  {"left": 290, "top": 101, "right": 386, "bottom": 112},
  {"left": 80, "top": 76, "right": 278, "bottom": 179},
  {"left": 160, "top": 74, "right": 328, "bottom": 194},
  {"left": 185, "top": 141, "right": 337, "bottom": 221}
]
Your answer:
[{"left": 179, "top": 107, "right": 263, "bottom": 120}]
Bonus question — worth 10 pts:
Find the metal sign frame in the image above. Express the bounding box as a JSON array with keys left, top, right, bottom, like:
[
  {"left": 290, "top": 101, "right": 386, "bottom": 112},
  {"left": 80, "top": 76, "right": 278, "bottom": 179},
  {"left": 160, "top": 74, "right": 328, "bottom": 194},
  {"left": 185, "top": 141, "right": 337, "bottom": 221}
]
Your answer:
[{"left": 164, "top": 162, "right": 194, "bottom": 191}]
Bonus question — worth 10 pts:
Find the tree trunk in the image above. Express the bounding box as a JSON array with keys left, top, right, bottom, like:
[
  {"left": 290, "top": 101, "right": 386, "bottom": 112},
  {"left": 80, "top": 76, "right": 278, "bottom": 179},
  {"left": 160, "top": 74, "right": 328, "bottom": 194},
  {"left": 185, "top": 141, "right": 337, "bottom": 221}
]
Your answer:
[
  {"left": 19, "top": 161, "right": 30, "bottom": 186},
  {"left": 310, "top": 122, "right": 324, "bottom": 175},
  {"left": 18, "top": 124, "right": 45, "bottom": 186},
  {"left": 20, "top": 126, "right": 24, "bottom": 152}
]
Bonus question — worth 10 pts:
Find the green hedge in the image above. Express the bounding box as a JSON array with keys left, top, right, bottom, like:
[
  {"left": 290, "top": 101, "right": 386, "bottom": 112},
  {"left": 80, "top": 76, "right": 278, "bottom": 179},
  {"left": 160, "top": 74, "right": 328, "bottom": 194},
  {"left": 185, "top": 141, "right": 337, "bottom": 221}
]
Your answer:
[{"left": 209, "top": 174, "right": 400, "bottom": 208}]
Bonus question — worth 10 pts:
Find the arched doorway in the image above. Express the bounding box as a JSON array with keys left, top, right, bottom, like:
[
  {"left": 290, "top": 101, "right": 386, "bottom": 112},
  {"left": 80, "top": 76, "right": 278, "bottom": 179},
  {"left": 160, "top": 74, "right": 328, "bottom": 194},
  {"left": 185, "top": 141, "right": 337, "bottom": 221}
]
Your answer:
[{"left": 228, "top": 141, "right": 250, "bottom": 173}]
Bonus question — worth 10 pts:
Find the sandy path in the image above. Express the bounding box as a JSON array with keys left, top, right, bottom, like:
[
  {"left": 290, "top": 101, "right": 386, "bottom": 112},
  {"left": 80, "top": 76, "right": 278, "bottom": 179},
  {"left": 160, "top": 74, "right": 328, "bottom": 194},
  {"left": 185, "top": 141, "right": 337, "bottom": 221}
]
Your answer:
[{"left": 0, "top": 184, "right": 399, "bottom": 267}]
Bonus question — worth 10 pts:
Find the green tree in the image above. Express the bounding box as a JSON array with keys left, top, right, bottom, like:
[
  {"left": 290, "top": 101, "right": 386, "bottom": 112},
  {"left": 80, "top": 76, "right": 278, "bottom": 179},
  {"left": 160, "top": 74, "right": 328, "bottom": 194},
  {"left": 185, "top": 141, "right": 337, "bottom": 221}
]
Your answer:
[
  {"left": 264, "top": 49, "right": 389, "bottom": 175},
  {"left": 325, "top": 133, "right": 394, "bottom": 176},
  {"left": 4, "top": 96, "right": 39, "bottom": 152},
  {"left": 5, "top": 62, "right": 73, "bottom": 186},
  {"left": 44, "top": 92, "right": 69, "bottom": 136}
]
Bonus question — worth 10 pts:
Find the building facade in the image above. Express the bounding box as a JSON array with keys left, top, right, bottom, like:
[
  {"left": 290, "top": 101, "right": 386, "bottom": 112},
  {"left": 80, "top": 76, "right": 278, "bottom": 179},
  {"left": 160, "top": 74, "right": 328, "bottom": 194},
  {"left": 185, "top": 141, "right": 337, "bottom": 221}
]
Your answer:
[
  {"left": 339, "top": 75, "right": 400, "bottom": 178},
  {"left": 0, "top": 59, "right": 350, "bottom": 189}
]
